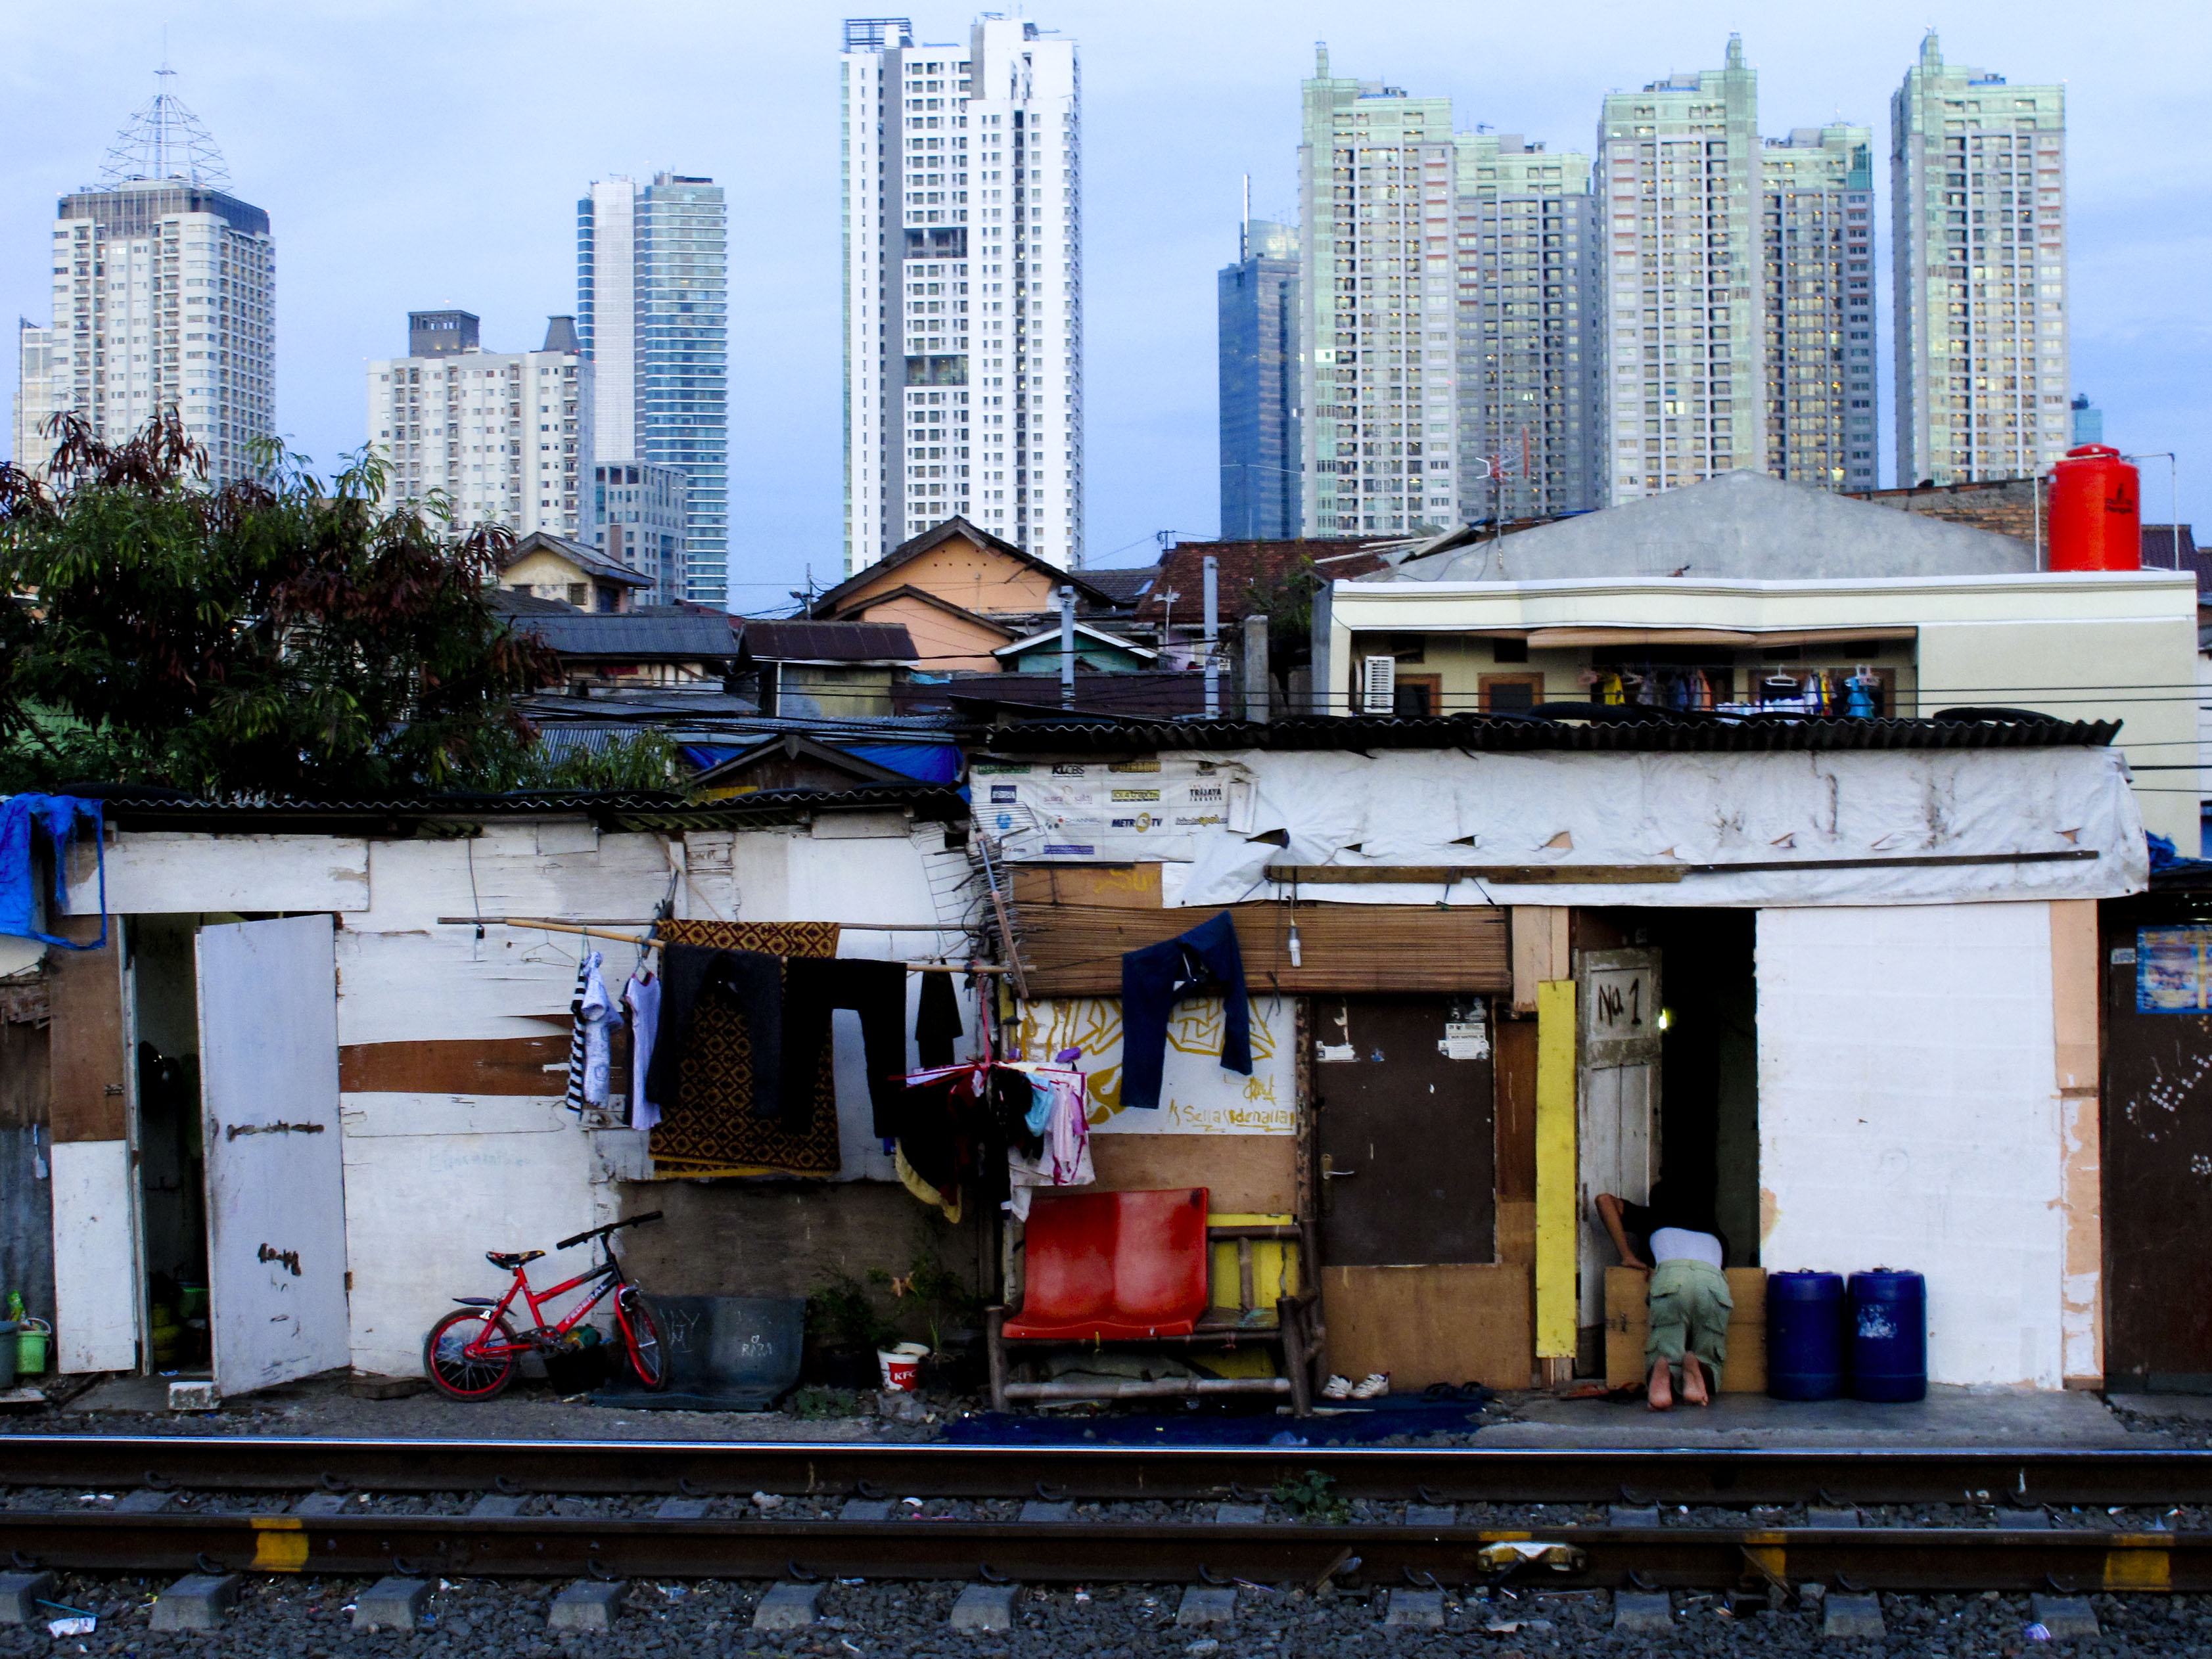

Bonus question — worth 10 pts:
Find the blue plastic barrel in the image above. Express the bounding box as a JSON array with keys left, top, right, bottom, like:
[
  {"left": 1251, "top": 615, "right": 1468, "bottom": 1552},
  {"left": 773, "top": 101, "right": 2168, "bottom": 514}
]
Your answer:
[
  {"left": 1766, "top": 1271, "right": 1846, "bottom": 1400},
  {"left": 1847, "top": 1270, "right": 1927, "bottom": 1402}
]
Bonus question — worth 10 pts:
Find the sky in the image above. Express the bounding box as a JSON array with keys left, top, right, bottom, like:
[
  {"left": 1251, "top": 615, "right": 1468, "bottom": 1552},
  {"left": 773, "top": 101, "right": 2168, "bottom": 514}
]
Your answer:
[{"left": 3, "top": 0, "right": 2207, "bottom": 605}]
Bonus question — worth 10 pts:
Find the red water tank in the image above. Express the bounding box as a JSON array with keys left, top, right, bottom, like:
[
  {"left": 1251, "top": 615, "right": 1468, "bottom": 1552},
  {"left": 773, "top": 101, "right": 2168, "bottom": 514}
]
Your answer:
[{"left": 2048, "top": 444, "right": 2141, "bottom": 570}]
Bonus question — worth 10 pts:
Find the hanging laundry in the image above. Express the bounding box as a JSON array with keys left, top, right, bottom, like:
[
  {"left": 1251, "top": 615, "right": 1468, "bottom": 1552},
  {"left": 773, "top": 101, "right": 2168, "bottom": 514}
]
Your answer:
[
  {"left": 565, "top": 950, "right": 617, "bottom": 1111},
  {"left": 647, "top": 945, "right": 785, "bottom": 1116},
  {"left": 622, "top": 970, "right": 662, "bottom": 1130},
  {"left": 0, "top": 794, "right": 107, "bottom": 949},
  {"left": 1005, "top": 1066, "right": 1094, "bottom": 1220},
  {"left": 781, "top": 957, "right": 910, "bottom": 1132},
  {"left": 915, "top": 968, "right": 965, "bottom": 1068},
  {"left": 1120, "top": 911, "right": 1251, "bottom": 1111},
  {"left": 1847, "top": 667, "right": 1880, "bottom": 718}
]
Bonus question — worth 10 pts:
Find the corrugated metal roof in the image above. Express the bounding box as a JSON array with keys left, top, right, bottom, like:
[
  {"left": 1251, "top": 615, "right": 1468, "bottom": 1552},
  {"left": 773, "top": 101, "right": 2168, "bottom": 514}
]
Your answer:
[
  {"left": 96, "top": 784, "right": 967, "bottom": 834},
  {"left": 974, "top": 712, "right": 2123, "bottom": 755},
  {"left": 512, "top": 614, "right": 740, "bottom": 658},
  {"left": 741, "top": 620, "right": 917, "bottom": 662}
]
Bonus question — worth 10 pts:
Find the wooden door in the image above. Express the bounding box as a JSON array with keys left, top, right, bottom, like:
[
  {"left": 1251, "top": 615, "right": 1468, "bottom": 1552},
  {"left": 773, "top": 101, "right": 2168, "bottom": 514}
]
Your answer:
[
  {"left": 2104, "top": 917, "right": 2212, "bottom": 1388},
  {"left": 1576, "top": 947, "right": 1661, "bottom": 1338},
  {"left": 1313, "top": 996, "right": 1496, "bottom": 1266},
  {"left": 196, "top": 916, "right": 350, "bottom": 1395}
]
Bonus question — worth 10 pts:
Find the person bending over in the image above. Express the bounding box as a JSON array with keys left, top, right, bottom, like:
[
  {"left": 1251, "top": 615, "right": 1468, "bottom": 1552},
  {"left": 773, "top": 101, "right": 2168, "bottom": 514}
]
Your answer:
[{"left": 1595, "top": 1183, "right": 1730, "bottom": 1412}]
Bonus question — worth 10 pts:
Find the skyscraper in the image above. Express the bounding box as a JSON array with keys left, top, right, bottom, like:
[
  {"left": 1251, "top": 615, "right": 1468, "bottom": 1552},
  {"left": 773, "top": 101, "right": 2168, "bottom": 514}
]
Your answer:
[
  {"left": 1453, "top": 135, "right": 1605, "bottom": 520},
  {"left": 1218, "top": 216, "right": 1301, "bottom": 539},
  {"left": 1297, "top": 53, "right": 1460, "bottom": 536},
  {"left": 1761, "top": 125, "right": 1876, "bottom": 490},
  {"left": 24, "top": 71, "right": 273, "bottom": 482},
  {"left": 578, "top": 173, "right": 728, "bottom": 606},
  {"left": 12, "top": 322, "right": 55, "bottom": 474},
  {"left": 842, "top": 14, "right": 1084, "bottom": 570},
  {"left": 1596, "top": 39, "right": 1763, "bottom": 505},
  {"left": 1890, "top": 34, "right": 2068, "bottom": 488},
  {"left": 366, "top": 314, "right": 592, "bottom": 543},
  {"left": 1295, "top": 51, "right": 1601, "bottom": 535}
]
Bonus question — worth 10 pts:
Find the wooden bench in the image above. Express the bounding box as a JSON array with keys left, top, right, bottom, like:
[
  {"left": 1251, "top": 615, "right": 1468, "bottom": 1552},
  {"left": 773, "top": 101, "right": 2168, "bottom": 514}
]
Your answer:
[{"left": 986, "top": 1187, "right": 1326, "bottom": 1416}]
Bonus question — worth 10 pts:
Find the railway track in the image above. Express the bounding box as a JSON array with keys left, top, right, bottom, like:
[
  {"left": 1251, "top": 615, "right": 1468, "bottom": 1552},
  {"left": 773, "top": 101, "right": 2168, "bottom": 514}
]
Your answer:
[
  {"left": 0, "top": 1510, "right": 2202, "bottom": 1594},
  {"left": 7, "top": 1435, "right": 2211, "bottom": 1507},
  {"left": 3, "top": 1437, "right": 2210, "bottom": 1594}
]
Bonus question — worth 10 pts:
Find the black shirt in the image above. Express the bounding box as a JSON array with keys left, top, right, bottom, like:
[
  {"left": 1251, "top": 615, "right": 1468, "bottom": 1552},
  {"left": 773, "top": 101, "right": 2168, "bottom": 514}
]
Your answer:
[{"left": 1618, "top": 1188, "right": 1729, "bottom": 1264}]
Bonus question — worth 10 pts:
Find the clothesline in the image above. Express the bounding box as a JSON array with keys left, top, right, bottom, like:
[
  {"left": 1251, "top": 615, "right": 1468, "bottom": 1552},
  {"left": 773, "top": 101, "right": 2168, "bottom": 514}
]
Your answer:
[{"left": 438, "top": 915, "right": 1007, "bottom": 973}]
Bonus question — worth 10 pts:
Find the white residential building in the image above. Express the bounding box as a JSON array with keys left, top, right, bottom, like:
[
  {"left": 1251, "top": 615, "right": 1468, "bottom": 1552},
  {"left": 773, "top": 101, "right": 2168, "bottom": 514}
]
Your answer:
[
  {"left": 1890, "top": 33, "right": 2068, "bottom": 488},
  {"left": 12, "top": 322, "right": 55, "bottom": 474},
  {"left": 366, "top": 313, "right": 592, "bottom": 540},
  {"left": 26, "top": 74, "right": 273, "bottom": 483},
  {"left": 841, "top": 14, "right": 1084, "bottom": 570},
  {"left": 1761, "top": 125, "right": 1877, "bottom": 491}
]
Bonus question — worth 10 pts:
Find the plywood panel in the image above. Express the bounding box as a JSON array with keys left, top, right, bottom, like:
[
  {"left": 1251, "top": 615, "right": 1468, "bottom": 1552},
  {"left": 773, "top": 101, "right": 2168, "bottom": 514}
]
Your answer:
[
  {"left": 62, "top": 831, "right": 369, "bottom": 915},
  {"left": 1603, "top": 1265, "right": 1768, "bottom": 1392},
  {"left": 1088, "top": 1134, "right": 1295, "bottom": 1214},
  {"left": 51, "top": 1139, "right": 137, "bottom": 1372},
  {"left": 1494, "top": 1018, "right": 1537, "bottom": 1202},
  {"left": 1019, "top": 903, "right": 1509, "bottom": 996},
  {"left": 339, "top": 1037, "right": 570, "bottom": 1096},
  {"left": 1510, "top": 907, "right": 1569, "bottom": 1016},
  {"left": 1321, "top": 1263, "right": 1531, "bottom": 1391},
  {"left": 1496, "top": 1198, "right": 1536, "bottom": 1266},
  {"left": 1011, "top": 864, "right": 1162, "bottom": 910},
  {"left": 46, "top": 914, "right": 125, "bottom": 1143}
]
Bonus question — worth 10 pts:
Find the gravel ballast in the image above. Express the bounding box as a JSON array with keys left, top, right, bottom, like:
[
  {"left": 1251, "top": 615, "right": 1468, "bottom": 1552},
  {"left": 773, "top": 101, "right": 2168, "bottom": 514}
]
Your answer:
[{"left": 7, "top": 1576, "right": 2212, "bottom": 1656}]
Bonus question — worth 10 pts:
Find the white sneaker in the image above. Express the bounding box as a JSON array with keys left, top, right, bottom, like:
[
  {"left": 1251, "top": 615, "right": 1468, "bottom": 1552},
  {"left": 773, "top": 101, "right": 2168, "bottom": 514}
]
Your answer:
[
  {"left": 1321, "top": 1374, "right": 1353, "bottom": 1399},
  {"left": 1350, "top": 1372, "right": 1391, "bottom": 1399}
]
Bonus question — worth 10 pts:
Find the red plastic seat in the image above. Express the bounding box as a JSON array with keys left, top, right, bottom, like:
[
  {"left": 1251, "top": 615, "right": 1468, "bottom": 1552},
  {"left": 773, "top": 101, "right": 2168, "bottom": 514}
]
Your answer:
[{"left": 1002, "top": 1187, "right": 1211, "bottom": 1340}]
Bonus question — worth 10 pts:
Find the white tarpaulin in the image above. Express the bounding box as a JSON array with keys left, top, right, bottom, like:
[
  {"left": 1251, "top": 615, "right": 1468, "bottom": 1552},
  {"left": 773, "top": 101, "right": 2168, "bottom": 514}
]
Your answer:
[{"left": 989, "top": 745, "right": 2146, "bottom": 910}]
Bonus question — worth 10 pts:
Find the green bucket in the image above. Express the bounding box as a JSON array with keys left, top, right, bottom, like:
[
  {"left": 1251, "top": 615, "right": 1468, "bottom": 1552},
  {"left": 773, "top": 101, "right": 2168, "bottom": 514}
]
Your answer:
[{"left": 16, "top": 1320, "right": 49, "bottom": 1378}]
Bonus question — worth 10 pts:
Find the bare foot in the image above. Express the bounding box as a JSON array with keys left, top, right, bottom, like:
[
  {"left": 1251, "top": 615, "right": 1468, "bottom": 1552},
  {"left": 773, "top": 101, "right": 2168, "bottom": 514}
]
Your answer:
[
  {"left": 1646, "top": 1357, "right": 1673, "bottom": 1412},
  {"left": 1682, "top": 1355, "right": 1711, "bottom": 1406}
]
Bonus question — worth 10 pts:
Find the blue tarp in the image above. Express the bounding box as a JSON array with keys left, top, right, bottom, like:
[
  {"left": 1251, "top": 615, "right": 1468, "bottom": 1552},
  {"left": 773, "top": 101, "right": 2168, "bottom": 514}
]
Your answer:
[
  {"left": 944, "top": 1394, "right": 1485, "bottom": 1447},
  {"left": 0, "top": 794, "right": 107, "bottom": 949},
  {"left": 678, "top": 740, "right": 961, "bottom": 785}
]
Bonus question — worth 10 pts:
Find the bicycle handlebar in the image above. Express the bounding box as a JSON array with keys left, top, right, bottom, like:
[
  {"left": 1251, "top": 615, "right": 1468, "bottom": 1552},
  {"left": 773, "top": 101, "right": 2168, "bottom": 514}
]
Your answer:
[{"left": 557, "top": 1211, "right": 664, "bottom": 1251}]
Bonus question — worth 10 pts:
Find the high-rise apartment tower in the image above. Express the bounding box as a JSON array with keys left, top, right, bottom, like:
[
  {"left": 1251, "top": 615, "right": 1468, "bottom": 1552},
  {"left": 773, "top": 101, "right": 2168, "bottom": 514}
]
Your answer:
[
  {"left": 842, "top": 14, "right": 1084, "bottom": 570},
  {"left": 366, "top": 315, "right": 592, "bottom": 543},
  {"left": 1890, "top": 34, "right": 2067, "bottom": 487},
  {"left": 1761, "top": 125, "right": 1876, "bottom": 490},
  {"left": 21, "top": 72, "right": 273, "bottom": 482},
  {"left": 578, "top": 173, "right": 727, "bottom": 606},
  {"left": 1297, "top": 53, "right": 1460, "bottom": 536},
  {"left": 1596, "top": 39, "right": 1763, "bottom": 505},
  {"left": 12, "top": 323, "right": 56, "bottom": 474},
  {"left": 1453, "top": 135, "right": 1605, "bottom": 520},
  {"left": 1218, "top": 216, "right": 1301, "bottom": 539}
]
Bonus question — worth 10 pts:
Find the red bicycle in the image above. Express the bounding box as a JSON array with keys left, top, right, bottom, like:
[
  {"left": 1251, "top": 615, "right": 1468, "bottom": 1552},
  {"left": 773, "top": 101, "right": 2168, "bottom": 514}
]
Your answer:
[{"left": 424, "top": 1212, "right": 669, "bottom": 1400}]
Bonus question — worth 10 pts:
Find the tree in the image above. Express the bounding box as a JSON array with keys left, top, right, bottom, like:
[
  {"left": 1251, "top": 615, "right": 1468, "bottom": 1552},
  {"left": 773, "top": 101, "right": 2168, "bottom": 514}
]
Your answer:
[{"left": 0, "top": 412, "right": 575, "bottom": 797}]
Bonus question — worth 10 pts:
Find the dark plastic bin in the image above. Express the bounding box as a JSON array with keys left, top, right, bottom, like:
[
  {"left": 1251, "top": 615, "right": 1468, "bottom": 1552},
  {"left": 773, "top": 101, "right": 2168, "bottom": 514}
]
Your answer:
[
  {"left": 1848, "top": 1269, "right": 1927, "bottom": 1403},
  {"left": 1766, "top": 1271, "right": 1845, "bottom": 1400},
  {"left": 596, "top": 1295, "right": 804, "bottom": 1410}
]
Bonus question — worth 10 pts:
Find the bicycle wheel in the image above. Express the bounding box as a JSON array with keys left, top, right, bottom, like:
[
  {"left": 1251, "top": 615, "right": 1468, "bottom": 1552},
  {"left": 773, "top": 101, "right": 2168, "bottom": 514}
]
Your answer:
[
  {"left": 618, "top": 1289, "right": 670, "bottom": 1391},
  {"left": 424, "top": 1308, "right": 522, "bottom": 1401}
]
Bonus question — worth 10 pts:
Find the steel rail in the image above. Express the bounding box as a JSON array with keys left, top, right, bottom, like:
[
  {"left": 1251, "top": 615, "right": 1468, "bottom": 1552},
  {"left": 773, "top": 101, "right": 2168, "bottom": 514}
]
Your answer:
[
  {"left": 5, "top": 1438, "right": 2211, "bottom": 1508},
  {"left": 0, "top": 1513, "right": 2202, "bottom": 1594}
]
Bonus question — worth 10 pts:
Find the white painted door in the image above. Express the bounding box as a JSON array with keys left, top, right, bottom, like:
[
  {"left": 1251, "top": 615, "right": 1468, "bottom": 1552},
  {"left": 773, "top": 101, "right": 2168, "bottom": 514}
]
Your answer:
[
  {"left": 1577, "top": 947, "right": 1663, "bottom": 1335},
  {"left": 195, "top": 915, "right": 348, "bottom": 1395}
]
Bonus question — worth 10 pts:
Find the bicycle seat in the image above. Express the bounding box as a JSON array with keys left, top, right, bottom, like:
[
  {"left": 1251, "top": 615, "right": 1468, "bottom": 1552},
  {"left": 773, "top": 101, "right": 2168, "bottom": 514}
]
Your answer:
[{"left": 486, "top": 1250, "right": 545, "bottom": 1270}]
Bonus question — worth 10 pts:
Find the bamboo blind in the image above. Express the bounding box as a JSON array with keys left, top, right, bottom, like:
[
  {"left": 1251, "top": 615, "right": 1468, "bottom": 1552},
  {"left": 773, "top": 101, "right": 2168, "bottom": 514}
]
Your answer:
[{"left": 1013, "top": 898, "right": 1511, "bottom": 996}]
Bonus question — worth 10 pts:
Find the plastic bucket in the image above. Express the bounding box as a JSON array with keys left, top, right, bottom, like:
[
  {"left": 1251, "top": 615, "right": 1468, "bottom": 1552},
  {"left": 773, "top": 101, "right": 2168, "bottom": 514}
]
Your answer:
[
  {"left": 877, "top": 1342, "right": 928, "bottom": 1392},
  {"left": 15, "top": 1321, "right": 48, "bottom": 1377},
  {"left": 1766, "top": 1271, "right": 1846, "bottom": 1401},
  {"left": 1848, "top": 1269, "right": 1927, "bottom": 1403}
]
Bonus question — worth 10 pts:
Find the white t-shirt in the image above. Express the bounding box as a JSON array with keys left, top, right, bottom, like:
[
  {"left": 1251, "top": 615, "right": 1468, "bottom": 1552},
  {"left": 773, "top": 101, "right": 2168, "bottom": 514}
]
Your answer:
[{"left": 1649, "top": 1227, "right": 1724, "bottom": 1269}]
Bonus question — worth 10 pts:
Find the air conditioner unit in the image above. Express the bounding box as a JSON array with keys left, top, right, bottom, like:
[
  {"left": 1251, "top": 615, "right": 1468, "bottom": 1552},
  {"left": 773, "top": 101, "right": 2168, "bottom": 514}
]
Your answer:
[{"left": 1360, "top": 654, "right": 1396, "bottom": 714}]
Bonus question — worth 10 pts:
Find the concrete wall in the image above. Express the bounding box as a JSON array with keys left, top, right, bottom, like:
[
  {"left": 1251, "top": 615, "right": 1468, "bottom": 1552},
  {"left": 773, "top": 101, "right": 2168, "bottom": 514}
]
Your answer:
[{"left": 1757, "top": 901, "right": 2065, "bottom": 1388}]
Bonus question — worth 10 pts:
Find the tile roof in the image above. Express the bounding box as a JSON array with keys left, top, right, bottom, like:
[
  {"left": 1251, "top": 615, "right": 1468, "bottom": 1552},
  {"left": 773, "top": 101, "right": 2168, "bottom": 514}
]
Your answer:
[
  {"left": 1146, "top": 540, "right": 1393, "bottom": 622},
  {"left": 511, "top": 613, "right": 741, "bottom": 658}
]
